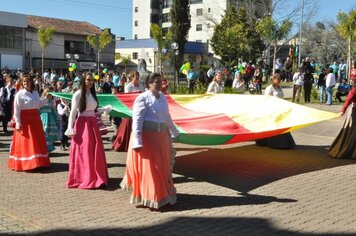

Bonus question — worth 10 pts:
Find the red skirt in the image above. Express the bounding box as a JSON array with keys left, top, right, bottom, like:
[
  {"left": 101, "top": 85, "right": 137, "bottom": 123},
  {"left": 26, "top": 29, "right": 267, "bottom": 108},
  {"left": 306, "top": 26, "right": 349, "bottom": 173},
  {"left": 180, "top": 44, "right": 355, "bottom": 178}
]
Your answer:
[
  {"left": 112, "top": 118, "right": 132, "bottom": 152},
  {"left": 120, "top": 129, "right": 176, "bottom": 209},
  {"left": 9, "top": 109, "right": 50, "bottom": 171}
]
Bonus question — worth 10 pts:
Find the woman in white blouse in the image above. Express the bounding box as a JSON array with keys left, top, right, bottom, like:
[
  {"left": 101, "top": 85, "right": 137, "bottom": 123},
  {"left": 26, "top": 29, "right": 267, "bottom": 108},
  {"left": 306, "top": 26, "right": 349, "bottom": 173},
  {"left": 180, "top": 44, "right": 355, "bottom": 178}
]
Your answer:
[
  {"left": 206, "top": 71, "right": 224, "bottom": 94},
  {"left": 256, "top": 73, "right": 296, "bottom": 149},
  {"left": 65, "top": 72, "right": 112, "bottom": 189},
  {"left": 9, "top": 74, "right": 51, "bottom": 171},
  {"left": 124, "top": 71, "right": 145, "bottom": 93},
  {"left": 232, "top": 72, "right": 245, "bottom": 93},
  {"left": 121, "top": 73, "right": 179, "bottom": 209}
]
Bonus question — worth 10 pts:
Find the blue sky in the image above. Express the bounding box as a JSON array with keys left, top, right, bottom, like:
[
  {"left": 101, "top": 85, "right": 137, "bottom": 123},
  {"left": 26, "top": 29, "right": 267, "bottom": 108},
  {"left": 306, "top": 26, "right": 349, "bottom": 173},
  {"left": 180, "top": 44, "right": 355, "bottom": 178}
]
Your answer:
[{"left": 1, "top": 0, "right": 355, "bottom": 39}]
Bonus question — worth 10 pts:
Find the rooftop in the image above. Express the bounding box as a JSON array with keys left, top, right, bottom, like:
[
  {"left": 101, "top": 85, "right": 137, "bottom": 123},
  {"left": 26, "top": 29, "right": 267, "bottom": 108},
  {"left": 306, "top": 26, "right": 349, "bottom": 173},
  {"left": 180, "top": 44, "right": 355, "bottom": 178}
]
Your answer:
[{"left": 28, "top": 15, "right": 103, "bottom": 36}]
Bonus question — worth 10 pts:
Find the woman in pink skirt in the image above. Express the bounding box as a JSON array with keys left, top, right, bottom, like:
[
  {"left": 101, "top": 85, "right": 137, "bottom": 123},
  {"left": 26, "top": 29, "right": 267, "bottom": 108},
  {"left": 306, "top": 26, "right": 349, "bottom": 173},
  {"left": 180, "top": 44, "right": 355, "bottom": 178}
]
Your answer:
[
  {"left": 65, "top": 72, "right": 112, "bottom": 189},
  {"left": 121, "top": 73, "right": 179, "bottom": 209}
]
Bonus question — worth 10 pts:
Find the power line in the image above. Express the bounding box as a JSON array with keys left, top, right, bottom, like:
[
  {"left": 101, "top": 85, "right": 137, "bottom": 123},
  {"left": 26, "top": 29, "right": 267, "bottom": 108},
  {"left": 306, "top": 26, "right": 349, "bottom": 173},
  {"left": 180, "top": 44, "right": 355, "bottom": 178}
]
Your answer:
[{"left": 50, "top": 0, "right": 132, "bottom": 11}]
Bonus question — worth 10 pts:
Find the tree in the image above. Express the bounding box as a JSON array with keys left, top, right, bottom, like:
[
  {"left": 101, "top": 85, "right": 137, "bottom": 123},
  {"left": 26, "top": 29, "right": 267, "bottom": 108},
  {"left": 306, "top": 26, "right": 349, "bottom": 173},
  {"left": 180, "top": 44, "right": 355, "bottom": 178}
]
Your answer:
[
  {"left": 302, "top": 21, "right": 346, "bottom": 65},
  {"left": 336, "top": 9, "right": 356, "bottom": 81},
  {"left": 150, "top": 24, "right": 172, "bottom": 73},
  {"left": 211, "top": 5, "right": 264, "bottom": 66},
  {"left": 87, "top": 29, "right": 113, "bottom": 75},
  {"left": 115, "top": 53, "right": 131, "bottom": 74},
  {"left": 256, "top": 17, "right": 292, "bottom": 73},
  {"left": 37, "top": 26, "right": 55, "bottom": 75},
  {"left": 170, "top": 0, "right": 191, "bottom": 72}
]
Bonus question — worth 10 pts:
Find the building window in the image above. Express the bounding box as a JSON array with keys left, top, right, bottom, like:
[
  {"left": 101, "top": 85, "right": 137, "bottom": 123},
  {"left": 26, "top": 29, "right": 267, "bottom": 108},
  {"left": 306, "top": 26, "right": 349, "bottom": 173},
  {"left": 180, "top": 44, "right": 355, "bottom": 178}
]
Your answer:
[
  {"left": 196, "top": 8, "right": 203, "bottom": 16},
  {"left": 134, "top": 34, "right": 138, "bottom": 39},
  {"left": 0, "top": 25, "right": 22, "bottom": 49},
  {"left": 135, "top": 7, "right": 138, "bottom": 12},
  {"left": 208, "top": 8, "right": 211, "bottom": 13},
  {"left": 162, "top": 27, "right": 169, "bottom": 35},
  {"left": 151, "top": 14, "right": 159, "bottom": 24},
  {"left": 207, "top": 23, "right": 210, "bottom": 29},
  {"left": 162, "top": 13, "right": 171, "bottom": 23},
  {"left": 134, "top": 21, "right": 138, "bottom": 27},
  {"left": 162, "top": 0, "right": 173, "bottom": 8},
  {"left": 196, "top": 24, "right": 202, "bottom": 31},
  {"left": 133, "top": 52, "right": 138, "bottom": 60},
  {"left": 65, "top": 40, "right": 85, "bottom": 54},
  {"left": 190, "top": 0, "right": 203, "bottom": 4}
]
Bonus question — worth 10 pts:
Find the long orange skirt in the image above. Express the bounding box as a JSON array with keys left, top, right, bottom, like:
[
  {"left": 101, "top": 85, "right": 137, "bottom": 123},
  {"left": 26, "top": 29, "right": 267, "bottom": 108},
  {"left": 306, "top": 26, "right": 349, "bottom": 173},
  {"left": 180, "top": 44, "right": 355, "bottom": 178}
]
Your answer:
[
  {"left": 120, "top": 130, "right": 176, "bottom": 209},
  {"left": 8, "top": 109, "right": 50, "bottom": 171}
]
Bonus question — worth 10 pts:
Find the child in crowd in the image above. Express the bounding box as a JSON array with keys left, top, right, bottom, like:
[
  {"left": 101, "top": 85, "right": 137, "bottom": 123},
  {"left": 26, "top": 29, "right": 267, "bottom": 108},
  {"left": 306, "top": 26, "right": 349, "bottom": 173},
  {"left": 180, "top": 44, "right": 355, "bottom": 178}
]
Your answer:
[
  {"left": 40, "top": 87, "right": 58, "bottom": 152},
  {"left": 57, "top": 98, "right": 70, "bottom": 151}
]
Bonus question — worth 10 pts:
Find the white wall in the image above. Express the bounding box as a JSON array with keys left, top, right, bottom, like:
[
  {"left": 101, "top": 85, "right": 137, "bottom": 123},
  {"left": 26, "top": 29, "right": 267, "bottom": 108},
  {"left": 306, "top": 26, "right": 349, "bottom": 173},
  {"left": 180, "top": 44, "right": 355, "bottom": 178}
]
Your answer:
[
  {"left": 26, "top": 30, "right": 64, "bottom": 59},
  {"left": 132, "top": 0, "right": 151, "bottom": 39},
  {"left": 0, "top": 11, "right": 27, "bottom": 28},
  {"left": 1, "top": 54, "right": 23, "bottom": 70},
  {"left": 115, "top": 47, "right": 157, "bottom": 73}
]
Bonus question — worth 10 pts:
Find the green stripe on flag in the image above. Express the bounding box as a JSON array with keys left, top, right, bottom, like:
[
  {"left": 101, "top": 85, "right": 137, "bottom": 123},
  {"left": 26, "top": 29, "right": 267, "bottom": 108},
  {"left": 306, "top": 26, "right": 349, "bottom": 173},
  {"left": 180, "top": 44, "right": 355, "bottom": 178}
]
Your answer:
[{"left": 52, "top": 93, "right": 132, "bottom": 118}]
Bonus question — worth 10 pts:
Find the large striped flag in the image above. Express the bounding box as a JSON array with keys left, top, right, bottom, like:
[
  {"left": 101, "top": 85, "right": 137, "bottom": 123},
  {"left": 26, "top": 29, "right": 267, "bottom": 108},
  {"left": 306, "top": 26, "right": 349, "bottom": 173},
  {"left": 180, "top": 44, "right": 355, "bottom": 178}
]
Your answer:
[{"left": 53, "top": 93, "right": 338, "bottom": 145}]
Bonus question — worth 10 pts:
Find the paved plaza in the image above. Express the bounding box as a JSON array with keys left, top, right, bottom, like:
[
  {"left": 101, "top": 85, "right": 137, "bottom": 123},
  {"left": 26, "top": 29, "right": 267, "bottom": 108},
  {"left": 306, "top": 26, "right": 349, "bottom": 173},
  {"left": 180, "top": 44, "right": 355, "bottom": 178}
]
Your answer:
[{"left": 1, "top": 103, "right": 356, "bottom": 235}]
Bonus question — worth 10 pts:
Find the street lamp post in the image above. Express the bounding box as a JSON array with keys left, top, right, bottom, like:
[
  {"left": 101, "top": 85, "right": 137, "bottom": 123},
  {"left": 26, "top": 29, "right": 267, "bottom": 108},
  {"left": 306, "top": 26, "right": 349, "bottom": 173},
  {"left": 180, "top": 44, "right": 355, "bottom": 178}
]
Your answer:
[
  {"left": 65, "top": 53, "right": 79, "bottom": 68},
  {"left": 171, "top": 42, "right": 179, "bottom": 93},
  {"left": 298, "top": 0, "right": 305, "bottom": 66}
]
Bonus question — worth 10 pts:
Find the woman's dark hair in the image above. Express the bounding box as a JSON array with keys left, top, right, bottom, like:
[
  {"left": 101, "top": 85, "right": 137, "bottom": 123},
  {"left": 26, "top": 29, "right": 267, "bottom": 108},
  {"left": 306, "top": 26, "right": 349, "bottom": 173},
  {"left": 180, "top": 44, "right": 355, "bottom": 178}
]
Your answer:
[
  {"left": 145, "top": 73, "right": 161, "bottom": 89},
  {"left": 78, "top": 72, "right": 98, "bottom": 113},
  {"left": 20, "top": 74, "right": 35, "bottom": 92}
]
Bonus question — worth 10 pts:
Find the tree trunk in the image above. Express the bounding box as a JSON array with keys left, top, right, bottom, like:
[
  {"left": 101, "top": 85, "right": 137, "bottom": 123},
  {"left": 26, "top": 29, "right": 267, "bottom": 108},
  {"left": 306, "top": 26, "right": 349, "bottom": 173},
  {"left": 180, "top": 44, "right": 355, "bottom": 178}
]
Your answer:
[
  {"left": 347, "top": 36, "right": 351, "bottom": 83},
  {"left": 41, "top": 50, "right": 44, "bottom": 78},
  {"left": 272, "top": 43, "right": 277, "bottom": 74},
  {"left": 97, "top": 51, "right": 100, "bottom": 76},
  {"left": 160, "top": 53, "right": 162, "bottom": 74}
]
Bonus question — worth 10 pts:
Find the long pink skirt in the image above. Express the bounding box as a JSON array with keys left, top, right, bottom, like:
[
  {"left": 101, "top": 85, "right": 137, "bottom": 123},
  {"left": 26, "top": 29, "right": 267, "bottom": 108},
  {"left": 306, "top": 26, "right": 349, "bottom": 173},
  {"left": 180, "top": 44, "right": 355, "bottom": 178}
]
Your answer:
[
  {"left": 67, "top": 115, "right": 108, "bottom": 189},
  {"left": 120, "top": 130, "right": 176, "bottom": 209}
]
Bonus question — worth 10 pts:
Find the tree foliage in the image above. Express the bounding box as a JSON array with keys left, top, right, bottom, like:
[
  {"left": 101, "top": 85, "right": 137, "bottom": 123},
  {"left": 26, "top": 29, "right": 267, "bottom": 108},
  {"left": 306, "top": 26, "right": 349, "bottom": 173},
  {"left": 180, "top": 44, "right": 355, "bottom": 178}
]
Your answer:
[
  {"left": 87, "top": 29, "right": 113, "bottom": 74},
  {"left": 37, "top": 26, "right": 55, "bottom": 74},
  {"left": 336, "top": 9, "right": 356, "bottom": 79},
  {"left": 170, "top": 0, "right": 191, "bottom": 67},
  {"left": 302, "top": 21, "right": 346, "bottom": 64},
  {"left": 150, "top": 23, "right": 172, "bottom": 73},
  {"left": 115, "top": 53, "right": 132, "bottom": 74},
  {"left": 211, "top": 5, "right": 264, "bottom": 66},
  {"left": 256, "top": 16, "right": 292, "bottom": 72}
]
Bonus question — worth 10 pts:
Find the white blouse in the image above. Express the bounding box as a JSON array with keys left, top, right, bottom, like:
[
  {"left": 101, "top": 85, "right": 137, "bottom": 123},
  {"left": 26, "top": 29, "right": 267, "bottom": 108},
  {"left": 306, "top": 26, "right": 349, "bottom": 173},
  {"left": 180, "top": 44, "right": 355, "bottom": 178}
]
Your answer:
[
  {"left": 65, "top": 89, "right": 112, "bottom": 136},
  {"left": 124, "top": 82, "right": 145, "bottom": 93},
  {"left": 132, "top": 90, "right": 179, "bottom": 148},
  {"left": 13, "top": 89, "right": 47, "bottom": 129},
  {"left": 264, "top": 85, "right": 284, "bottom": 98},
  {"left": 206, "top": 81, "right": 224, "bottom": 94}
]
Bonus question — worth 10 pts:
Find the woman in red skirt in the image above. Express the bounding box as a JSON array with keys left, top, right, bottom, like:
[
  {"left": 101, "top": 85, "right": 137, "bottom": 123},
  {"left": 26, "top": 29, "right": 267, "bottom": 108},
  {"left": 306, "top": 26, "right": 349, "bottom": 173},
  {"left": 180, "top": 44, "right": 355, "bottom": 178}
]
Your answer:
[
  {"left": 121, "top": 73, "right": 179, "bottom": 209},
  {"left": 65, "top": 72, "right": 112, "bottom": 189},
  {"left": 9, "top": 74, "right": 51, "bottom": 171}
]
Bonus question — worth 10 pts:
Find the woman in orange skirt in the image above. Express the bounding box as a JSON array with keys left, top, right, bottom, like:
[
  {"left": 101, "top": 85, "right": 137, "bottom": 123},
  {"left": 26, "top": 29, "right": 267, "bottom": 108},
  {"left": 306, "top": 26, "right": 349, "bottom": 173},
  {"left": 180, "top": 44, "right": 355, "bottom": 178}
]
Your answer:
[
  {"left": 9, "top": 74, "right": 51, "bottom": 171},
  {"left": 120, "top": 73, "right": 179, "bottom": 209}
]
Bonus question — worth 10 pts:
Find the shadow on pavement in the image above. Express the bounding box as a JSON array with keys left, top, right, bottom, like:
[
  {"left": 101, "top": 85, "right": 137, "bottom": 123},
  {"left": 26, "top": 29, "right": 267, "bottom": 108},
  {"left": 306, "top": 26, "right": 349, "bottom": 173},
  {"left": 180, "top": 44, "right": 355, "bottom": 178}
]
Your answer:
[
  {"left": 25, "top": 216, "right": 356, "bottom": 236},
  {"left": 157, "top": 192, "right": 296, "bottom": 212},
  {"left": 174, "top": 144, "right": 356, "bottom": 194},
  {"left": 102, "top": 177, "right": 123, "bottom": 191}
]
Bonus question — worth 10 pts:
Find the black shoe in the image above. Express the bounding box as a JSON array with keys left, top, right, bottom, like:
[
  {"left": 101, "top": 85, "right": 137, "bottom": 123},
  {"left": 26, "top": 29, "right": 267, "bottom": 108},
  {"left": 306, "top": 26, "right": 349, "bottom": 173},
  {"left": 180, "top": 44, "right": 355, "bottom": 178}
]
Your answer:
[{"left": 60, "top": 145, "right": 66, "bottom": 151}]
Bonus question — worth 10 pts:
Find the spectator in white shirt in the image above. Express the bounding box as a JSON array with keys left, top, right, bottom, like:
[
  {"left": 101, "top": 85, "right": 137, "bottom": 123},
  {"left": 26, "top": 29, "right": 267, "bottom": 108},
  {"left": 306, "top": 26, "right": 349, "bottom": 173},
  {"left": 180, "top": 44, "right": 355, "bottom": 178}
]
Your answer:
[
  {"left": 124, "top": 71, "right": 145, "bottom": 93},
  {"left": 206, "top": 70, "right": 224, "bottom": 94},
  {"left": 325, "top": 68, "right": 336, "bottom": 105},
  {"left": 292, "top": 67, "right": 304, "bottom": 103}
]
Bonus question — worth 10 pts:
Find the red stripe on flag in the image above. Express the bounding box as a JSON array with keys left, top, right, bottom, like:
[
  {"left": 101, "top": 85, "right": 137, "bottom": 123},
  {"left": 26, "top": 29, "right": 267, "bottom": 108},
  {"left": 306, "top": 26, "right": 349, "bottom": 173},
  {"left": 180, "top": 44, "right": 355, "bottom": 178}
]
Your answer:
[{"left": 116, "top": 93, "right": 250, "bottom": 135}]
